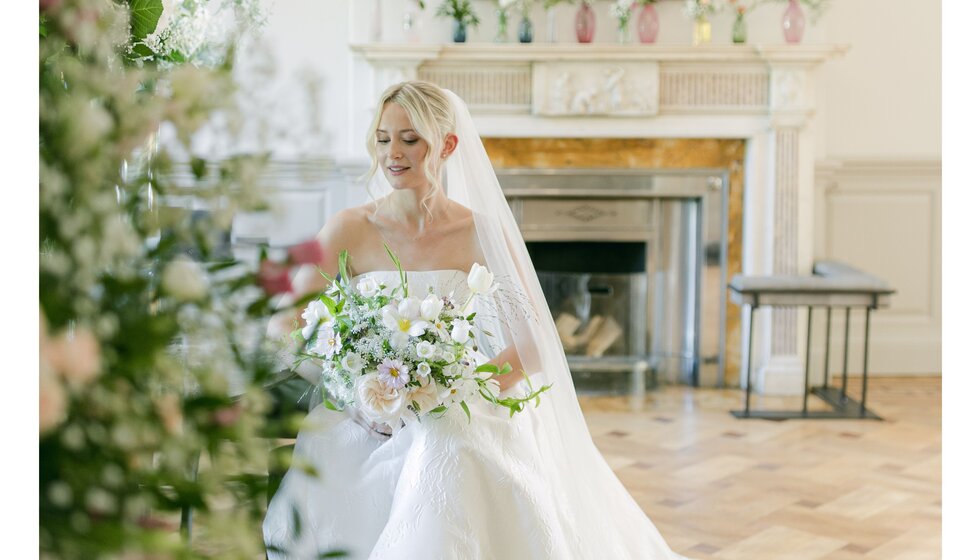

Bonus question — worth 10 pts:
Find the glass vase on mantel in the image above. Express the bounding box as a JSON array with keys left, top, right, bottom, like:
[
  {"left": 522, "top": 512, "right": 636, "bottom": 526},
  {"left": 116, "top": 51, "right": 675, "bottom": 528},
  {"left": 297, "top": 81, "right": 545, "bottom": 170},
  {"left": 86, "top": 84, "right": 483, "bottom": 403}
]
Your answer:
[
  {"left": 495, "top": 8, "right": 509, "bottom": 42},
  {"left": 402, "top": 0, "right": 423, "bottom": 42},
  {"left": 731, "top": 11, "right": 747, "bottom": 44},
  {"left": 782, "top": 0, "right": 806, "bottom": 43},
  {"left": 693, "top": 16, "right": 711, "bottom": 45},
  {"left": 453, "top": 19, "right": 467, "bottom": 43},
  {"left": 518, "top": 16, "right": 534, "bottom": 43},
  {"left": 546, "top": 7, "right": 558, "bottom": 42},
  {"left": 575, "top": 1, "right": 596, "bottom": 43},
  {"left": 636, "top": 4, "right": 660, "bottom": 44}
]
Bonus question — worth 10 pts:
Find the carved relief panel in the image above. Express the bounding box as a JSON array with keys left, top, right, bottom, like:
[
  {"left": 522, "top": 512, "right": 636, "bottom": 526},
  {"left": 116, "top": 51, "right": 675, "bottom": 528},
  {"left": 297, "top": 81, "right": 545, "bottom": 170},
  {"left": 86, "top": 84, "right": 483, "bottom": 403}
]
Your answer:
[{"left": 532, "top": 62, "right": 660, "bottom": 117}]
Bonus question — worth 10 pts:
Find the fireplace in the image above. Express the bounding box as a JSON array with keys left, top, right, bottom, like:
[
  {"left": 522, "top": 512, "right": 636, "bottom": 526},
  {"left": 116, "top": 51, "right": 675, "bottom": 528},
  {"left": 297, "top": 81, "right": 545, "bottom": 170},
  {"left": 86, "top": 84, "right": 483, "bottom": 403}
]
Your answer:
[
  {"left": 499, "top": 168, "right": 728, "bottom": 387},
  {"left": 351, "top": 43, "right": 846, "bottom": 394}
]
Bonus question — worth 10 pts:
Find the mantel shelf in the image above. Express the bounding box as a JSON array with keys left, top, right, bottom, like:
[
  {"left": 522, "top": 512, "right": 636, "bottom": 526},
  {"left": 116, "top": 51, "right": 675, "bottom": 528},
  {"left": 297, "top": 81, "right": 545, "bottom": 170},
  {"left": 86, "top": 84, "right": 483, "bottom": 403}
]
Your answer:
[{"left": 350, "top": 43, "right": 850, "bottom": 65}]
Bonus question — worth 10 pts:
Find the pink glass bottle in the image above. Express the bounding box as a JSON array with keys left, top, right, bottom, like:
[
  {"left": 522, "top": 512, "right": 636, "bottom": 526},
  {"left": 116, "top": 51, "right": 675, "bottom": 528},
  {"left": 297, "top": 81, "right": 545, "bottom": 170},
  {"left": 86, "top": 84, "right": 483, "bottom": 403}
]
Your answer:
[
  {"left": 636, "top": 4, "right": 660, "bottom": 44},
  {"left": 575, "top": 1, "right": 596, "bottom": 44},
  {"left": 782, "top": 0, "right": 806, "bottom": 44}
]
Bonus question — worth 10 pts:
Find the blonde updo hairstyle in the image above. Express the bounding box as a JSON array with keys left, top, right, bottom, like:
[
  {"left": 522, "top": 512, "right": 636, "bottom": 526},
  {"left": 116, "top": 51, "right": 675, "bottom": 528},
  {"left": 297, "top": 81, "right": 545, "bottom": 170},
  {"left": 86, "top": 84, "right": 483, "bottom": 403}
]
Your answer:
[{"left": 365, "top": 81, "right": 456, "bottom": 218}]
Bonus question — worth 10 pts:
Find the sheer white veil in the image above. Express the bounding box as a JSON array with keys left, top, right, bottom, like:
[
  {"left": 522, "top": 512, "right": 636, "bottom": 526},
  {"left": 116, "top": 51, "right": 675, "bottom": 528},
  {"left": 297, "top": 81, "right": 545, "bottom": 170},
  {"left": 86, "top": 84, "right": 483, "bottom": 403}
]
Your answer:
[{"left": 365, "top": 86, "right": 680, "bottom": 557}]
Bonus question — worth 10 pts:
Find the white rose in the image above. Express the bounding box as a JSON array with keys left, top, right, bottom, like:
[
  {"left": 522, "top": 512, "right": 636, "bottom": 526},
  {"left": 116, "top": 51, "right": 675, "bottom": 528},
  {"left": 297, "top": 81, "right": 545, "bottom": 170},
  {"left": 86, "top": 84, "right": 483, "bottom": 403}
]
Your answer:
[
  {"left": 467, "top": 263, "right": 496, "bottom": 295},
  {"left": 340, "top": 352, "right": 366, "bottom": 374},
  {"left": 451, "top": 319, "right": 472, "bottom": 344},
  {"left": 416, "top": 341, "right": 437, "bottom": 360},
  {"left": 419, "top": 294, "right": 444, "bottom": 321},
  {"left": 161, "top": 256, "right": 209, "bottom": 302},
  {"left": 357, "top": 276, "right": 381, "bottom": 297},
  {"left": 355, "top": 375, "right": 406, "bottom": 424},
  {"left": 406, "top": 375, "right": 441, "bottom": 416}
]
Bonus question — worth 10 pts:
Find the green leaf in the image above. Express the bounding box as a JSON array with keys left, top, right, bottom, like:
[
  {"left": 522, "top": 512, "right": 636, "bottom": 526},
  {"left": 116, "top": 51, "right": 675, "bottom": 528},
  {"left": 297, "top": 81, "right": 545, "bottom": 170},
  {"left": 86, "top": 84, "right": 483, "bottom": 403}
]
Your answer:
[
  {"left": 338, "top": 250, "right": 351, "bottom": 284},
  {"left": 474, "top": 363, "right": 500, "bottom": 374},
  {"left": 321, "top": 395, "right": 341, "bottom": 411},
  {"left": 318, "top": 551, "right": 349, "bottom": 558},
  {"left": 191, "top": 157, "right": 208, "bottom": 180},
  {"left": 460, "top": 400, "right": 471, "bottom": 423},
  {"left": 127, "top": 0, "right": 164, "bottom": 42}
]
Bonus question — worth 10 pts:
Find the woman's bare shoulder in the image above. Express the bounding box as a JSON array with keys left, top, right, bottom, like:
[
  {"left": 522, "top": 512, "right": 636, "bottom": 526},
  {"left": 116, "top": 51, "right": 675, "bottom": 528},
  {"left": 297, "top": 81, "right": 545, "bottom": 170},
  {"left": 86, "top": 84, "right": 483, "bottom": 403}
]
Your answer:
[{"left": 316, "top": 204, "right": 375, "bottom": 243}]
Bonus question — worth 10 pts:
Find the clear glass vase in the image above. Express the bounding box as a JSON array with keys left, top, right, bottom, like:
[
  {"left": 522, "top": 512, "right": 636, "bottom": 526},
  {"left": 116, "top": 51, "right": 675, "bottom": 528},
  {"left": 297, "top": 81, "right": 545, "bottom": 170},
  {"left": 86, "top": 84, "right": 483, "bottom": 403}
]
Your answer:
[
  {"left": 495, "top": 9, "right": 509, "bottom": 43},
  {"left": 547, "top": 7, "right": 558, "bottom": 42},
  {"left": 402, "top": 0, "right": 423, "bottom": 42},
  {"left": 617, "top": 21, "right": 631, "bottom": 44}
]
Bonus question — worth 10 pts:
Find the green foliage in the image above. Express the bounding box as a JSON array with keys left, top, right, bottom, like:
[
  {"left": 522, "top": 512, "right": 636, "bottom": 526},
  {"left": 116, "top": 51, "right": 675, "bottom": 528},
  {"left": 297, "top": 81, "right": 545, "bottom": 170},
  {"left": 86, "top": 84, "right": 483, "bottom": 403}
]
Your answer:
[
  {"left": 436, "top": 0, "right": 480, "bottom": 28},
  {"left": 38, "top": 0, "right": 300, "bottom": 557},
  {"left": 127, "top": 0, "right": 164, "bottom": 41}
]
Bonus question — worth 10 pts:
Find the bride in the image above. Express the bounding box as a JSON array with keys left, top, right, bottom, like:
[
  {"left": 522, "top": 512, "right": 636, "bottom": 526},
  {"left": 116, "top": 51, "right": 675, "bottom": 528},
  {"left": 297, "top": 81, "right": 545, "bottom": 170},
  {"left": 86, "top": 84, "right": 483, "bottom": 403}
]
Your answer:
[{"left": 263, "top": 81, "right": 687, "bottom": 559}]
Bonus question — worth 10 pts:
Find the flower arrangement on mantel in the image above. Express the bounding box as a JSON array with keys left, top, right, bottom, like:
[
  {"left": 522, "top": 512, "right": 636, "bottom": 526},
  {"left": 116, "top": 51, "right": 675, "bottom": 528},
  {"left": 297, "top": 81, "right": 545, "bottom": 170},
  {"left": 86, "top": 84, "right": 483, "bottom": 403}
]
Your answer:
[{"left": 436, "top": 0, "right": 481, "bottom": 42}]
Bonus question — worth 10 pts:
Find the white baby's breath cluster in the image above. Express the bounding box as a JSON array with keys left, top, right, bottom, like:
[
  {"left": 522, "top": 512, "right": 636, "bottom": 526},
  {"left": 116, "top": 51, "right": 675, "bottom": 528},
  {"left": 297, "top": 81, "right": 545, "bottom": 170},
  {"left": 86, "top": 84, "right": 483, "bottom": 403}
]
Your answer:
[
  {"left": 684, "top": 0, "right": 721, "bottom": 19},
  {"left": 610, "top": 0, "right": 635, "bottom": 28},
  {"left": 295, "top": 256, "right": 549, "bottom": 431}
]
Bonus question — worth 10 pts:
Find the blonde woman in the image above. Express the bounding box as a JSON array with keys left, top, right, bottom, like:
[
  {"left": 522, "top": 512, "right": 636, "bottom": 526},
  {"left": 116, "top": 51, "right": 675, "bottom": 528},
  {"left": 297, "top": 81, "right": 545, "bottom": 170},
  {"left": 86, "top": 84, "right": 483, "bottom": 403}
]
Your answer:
[{"left": 263, "top": 81, "right": 687, "bottom": 559}]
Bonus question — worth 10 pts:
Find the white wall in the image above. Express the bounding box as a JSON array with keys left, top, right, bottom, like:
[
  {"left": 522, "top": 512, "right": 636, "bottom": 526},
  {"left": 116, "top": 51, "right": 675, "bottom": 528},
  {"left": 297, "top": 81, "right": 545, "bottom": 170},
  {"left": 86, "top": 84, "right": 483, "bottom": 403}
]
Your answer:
[{"left": 242, "top": 0, "right": 942, "bottom": 374}]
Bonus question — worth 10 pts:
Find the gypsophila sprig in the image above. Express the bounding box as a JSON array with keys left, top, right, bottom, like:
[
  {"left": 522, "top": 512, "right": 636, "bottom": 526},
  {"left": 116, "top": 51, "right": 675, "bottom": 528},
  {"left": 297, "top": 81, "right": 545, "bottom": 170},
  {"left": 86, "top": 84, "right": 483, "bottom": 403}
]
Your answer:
[{"left": 293, "top": 247, "right": 551, "bottom": 431}]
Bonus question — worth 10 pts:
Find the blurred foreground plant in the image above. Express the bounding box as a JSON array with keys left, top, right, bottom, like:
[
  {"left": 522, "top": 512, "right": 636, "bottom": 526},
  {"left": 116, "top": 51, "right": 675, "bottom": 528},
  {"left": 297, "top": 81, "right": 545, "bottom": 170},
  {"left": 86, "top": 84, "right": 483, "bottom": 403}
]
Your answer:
[{"left": 38, "top": 1, "right": 312, "bottom": 557}]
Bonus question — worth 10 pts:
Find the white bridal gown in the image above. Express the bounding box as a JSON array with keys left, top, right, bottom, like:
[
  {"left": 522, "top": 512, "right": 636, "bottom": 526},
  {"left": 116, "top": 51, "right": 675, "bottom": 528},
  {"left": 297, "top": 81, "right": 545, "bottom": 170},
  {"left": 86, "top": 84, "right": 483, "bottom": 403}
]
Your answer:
[{"left": 264, "top": 269, "right": 685, "bottom": 560}]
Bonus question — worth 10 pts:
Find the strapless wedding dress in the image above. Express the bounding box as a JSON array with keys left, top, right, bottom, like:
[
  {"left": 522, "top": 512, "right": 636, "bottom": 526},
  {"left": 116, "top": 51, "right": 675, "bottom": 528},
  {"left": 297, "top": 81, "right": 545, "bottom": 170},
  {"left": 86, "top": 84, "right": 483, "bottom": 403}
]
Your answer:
[{"left": 263, "top": 270, "right": 686, "bottom": 560}]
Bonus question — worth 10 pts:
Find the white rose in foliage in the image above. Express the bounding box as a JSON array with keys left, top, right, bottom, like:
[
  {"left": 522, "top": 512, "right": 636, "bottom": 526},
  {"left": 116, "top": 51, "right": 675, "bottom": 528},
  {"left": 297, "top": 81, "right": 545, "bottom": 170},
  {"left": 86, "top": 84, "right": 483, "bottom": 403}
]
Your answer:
[
  {"left": 355, "top": 375, "right": 406, "bottom": 425},
  {"left": 467, "top": 263, "right": 496, "bottom": 295},
  {"left": 161, "top": 256, "right": 209, "bottom": 302}
]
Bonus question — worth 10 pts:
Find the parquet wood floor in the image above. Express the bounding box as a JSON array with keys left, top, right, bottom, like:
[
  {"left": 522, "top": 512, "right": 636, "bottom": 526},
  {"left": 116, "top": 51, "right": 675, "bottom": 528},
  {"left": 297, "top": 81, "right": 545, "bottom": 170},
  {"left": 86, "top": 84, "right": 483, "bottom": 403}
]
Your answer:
[{"left": 580, "top": 377, "right": 941, "bottom": 560}]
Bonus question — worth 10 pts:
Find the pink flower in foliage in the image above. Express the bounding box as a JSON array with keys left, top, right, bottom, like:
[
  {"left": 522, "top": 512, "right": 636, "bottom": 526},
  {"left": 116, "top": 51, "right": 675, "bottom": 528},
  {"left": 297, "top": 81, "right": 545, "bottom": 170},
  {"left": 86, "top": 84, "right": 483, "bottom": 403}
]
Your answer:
[
  {"left": 258, "top": 260, "right": 292, "bottom": 295},
  {"left": 287, "top": 239, "right": 325, "bottom": 266}
]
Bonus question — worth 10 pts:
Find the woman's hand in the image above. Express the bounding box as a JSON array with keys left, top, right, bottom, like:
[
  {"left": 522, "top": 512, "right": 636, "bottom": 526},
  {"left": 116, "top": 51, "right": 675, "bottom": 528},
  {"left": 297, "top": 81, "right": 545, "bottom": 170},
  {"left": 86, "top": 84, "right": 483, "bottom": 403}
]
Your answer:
[
  {"left": 344, "top": 408, "right": 393, "bottom": 441},
  {"left": 488, "top": 344, "right": 526, "bottom": 393}
]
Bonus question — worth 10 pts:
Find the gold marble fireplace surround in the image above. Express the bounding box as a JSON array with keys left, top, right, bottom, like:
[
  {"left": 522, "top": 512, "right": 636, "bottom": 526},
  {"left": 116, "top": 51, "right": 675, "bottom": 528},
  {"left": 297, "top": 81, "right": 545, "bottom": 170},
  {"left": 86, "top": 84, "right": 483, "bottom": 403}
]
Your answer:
[{"left": 484, "top": 138, "right": 745, "bottom": 386}]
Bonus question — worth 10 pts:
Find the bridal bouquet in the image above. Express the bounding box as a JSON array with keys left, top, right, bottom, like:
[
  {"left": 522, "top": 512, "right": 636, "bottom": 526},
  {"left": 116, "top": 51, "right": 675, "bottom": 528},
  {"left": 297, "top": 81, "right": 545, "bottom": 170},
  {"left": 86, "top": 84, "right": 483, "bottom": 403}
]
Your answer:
[{"left": 294, "top": 249, "right": 549, "bottom": 431}]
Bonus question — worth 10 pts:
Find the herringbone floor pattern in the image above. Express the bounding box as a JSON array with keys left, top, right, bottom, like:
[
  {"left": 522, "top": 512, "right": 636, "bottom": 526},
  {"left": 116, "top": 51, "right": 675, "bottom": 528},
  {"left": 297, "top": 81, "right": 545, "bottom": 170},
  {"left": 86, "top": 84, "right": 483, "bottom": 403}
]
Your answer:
[{"left": 581, "top": 377, "right": 941, "bottom": 560}]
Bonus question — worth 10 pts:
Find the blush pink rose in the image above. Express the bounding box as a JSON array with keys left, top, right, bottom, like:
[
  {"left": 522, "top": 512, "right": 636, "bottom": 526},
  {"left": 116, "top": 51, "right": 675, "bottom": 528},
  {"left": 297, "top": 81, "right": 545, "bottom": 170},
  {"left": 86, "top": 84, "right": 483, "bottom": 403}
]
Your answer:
[
  {"left": 287, "top": 239, "right": 325, "bottom": 266},
  {"left": 257, "top": 260, "right": 292, "bottom": 295},
  {"left": 50, "top": 327, "right": 102, "bottom": 387}
]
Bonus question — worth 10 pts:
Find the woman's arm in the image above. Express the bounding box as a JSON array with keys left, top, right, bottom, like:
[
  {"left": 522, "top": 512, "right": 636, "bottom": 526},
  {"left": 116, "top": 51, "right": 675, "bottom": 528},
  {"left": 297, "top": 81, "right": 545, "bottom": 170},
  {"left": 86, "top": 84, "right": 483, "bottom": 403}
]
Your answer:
[{"left": 487, "top": 344, "right": 526, "bottom": 392}]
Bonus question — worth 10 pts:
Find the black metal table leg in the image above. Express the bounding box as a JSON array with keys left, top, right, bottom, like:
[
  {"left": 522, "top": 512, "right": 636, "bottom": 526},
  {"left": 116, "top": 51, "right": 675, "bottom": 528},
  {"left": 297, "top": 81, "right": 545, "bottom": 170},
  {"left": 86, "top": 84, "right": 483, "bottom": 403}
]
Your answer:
[
  {"left": 861, "top": 306, "right": 872, "bottom": 416},
  {"left": 841, "top": 307, "right": 851, "bottom": 402},
  {"left": 743, "top": 305, "right": 755, "bottom": 417},
  {"left": 823, "top": 307, "right": 832, "bottom": 389},
  {"left": 803, "top": 306, "right": 813, "bottom": 416}
]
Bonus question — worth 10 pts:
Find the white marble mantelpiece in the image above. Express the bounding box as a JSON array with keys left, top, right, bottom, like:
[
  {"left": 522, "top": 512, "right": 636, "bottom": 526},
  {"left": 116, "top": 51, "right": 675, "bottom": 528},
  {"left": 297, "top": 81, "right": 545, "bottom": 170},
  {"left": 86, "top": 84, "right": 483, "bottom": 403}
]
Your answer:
[{"left": 349, "top": 43, "right": 849, "bottom": 395}]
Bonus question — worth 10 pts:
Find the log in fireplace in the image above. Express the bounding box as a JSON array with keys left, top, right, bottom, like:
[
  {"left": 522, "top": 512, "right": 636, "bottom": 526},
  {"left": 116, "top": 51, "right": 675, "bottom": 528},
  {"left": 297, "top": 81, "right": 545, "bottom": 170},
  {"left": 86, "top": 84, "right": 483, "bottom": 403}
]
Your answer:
[{"left": 500, "top": 168, "right": 728, "bottom": 388}]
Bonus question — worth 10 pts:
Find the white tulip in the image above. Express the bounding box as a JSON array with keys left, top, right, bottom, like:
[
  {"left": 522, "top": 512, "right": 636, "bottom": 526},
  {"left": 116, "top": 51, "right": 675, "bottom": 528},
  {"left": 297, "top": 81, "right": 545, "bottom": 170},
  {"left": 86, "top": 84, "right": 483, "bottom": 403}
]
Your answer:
[
  {"left": 467, "top": 263, "right": 495, "bottom": 295},
  {"left": 451, "top": 318, "right": 472, "bottom": 344},
  {"left": 357, "top": 276, "right": 380, "bottom": 297},
  {"left": 419, "top": 294, "right": 444, "bottom": 321}
]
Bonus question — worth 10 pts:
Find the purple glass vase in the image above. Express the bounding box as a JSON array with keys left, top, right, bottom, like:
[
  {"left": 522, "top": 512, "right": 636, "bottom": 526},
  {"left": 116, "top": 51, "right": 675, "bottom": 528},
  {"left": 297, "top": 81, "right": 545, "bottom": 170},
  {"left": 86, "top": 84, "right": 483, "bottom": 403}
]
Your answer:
[
  {"left": 636, "top": 4, "right": 660, "bottom": 44},
  {"left": 575, "top": 1, "right": 596, "bottom": 44},
  {"left": 782, "top": 0, "right": 806, "bottom": 44}
]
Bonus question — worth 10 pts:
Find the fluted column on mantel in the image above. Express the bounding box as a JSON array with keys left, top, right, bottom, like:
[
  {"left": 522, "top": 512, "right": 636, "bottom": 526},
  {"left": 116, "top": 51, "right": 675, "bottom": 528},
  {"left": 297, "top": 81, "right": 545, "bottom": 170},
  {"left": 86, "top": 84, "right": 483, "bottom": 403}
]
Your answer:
[{"left": 751, "top": 55, "right": 833, "bottom": 395}]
